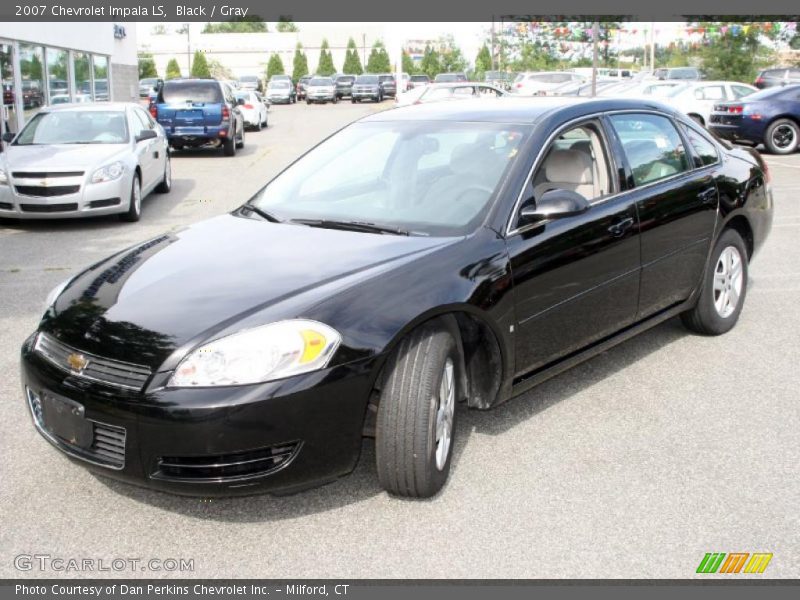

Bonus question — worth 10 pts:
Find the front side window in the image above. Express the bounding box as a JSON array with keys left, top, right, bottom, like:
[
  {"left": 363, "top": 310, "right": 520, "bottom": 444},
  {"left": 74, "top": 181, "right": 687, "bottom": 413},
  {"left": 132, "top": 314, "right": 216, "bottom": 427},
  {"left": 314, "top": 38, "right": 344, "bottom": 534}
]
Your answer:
[
  {"left": 250, "top": 121, "right": 530, "bottom": 236},
  {"left": 610, "top": 114, "right": 690, "bottom": 187},
  {"left": 531, "top": 123, "right": 613, "bottom": 203}
]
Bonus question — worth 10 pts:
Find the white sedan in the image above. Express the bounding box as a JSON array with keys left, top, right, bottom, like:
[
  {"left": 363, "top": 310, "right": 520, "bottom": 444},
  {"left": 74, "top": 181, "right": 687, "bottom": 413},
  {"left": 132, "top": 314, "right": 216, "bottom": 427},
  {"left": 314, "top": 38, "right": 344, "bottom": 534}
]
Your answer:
[
  {"left": 234, "top": 90, "right": 269, "bottom": 131},
  {"left": 658, "top": 81, "right": 758, "bottom": 127},
  {"left": 396, "top": 83, "right": 506, "bottom": 107},
  {"left": 0, "top": 103, "right": 170, "bottom": 222}
]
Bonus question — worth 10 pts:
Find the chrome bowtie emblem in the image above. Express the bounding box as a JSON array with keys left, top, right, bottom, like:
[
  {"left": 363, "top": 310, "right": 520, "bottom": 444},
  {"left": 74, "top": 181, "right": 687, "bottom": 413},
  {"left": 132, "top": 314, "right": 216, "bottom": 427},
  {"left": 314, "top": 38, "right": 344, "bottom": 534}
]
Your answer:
[{"left": 66, "top": 353, "right": 89, "bottom": 373}]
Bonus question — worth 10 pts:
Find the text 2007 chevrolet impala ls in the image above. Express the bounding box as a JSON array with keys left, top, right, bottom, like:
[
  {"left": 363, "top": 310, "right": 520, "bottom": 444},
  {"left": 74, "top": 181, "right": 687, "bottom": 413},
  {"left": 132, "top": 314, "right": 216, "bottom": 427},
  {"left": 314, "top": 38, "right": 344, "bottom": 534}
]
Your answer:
[{"left": 21, "top": 98, "right": 773, "bottom": 498}]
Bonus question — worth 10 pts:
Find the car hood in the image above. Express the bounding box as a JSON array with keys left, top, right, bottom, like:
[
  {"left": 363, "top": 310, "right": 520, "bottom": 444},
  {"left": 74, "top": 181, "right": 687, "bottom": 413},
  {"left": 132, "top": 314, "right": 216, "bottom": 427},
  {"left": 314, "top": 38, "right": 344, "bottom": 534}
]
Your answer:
[
  {"left": 4, "top": 143, "right": 128, "bottom": 172},
  {"left": 42, "top": 214, "right": 452, "bottom": 370}
]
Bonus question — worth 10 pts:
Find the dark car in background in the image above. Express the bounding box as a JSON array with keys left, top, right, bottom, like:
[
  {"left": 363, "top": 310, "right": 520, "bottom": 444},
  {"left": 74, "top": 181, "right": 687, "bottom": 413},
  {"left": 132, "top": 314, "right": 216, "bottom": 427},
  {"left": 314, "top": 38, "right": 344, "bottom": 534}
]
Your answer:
[
  {"left": 351, "top": 74, "right": 383, "bottom": 103},
  {"left": 378, "top": 74, "right": 397, "bottom": 98},
  {"left": 484, "top": 71, "right": 511, "bottom": 90},
  {"left": 296, "top": 75, "right": 311, "bottom": 100},
  {"left": 654, "top": 67, "right": 702, "bottom": 81},
  {"left": 152, "top": 78, "right": 245, "bottom": 156},
  {"left": 22, "top": 97, "right": 772, "bottom": 499},
  {"left": 334, "top": 75, "right": 356, "bottom": 99},
  {"left": 754, "top": 67, "right": 800, "bottom": 89},
  {"left": 434, "top": 72, "right": 468, "bottom": 83},
  {"left": 709, "top": 84, "right": 800, "bottom": 154},
  {"left": 409, "top": 74, "right": 431, "bottom": 89}
]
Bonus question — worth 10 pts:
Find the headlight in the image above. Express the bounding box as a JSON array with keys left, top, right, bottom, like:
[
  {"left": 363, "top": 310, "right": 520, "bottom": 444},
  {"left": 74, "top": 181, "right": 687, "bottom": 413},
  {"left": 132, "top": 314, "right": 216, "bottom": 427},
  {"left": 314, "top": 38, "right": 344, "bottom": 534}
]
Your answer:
[
  {"left": 91, "top": 161, "right": 125, "bottom": 184},
  {"left": 0, "top": 168, "right": 7, "bottom": 185},
  {"left": 43, "top": 277, "right": 72, "bottom": 314},
  {"left": 169, "top": 320, "right": 341, "bottom": 387}
]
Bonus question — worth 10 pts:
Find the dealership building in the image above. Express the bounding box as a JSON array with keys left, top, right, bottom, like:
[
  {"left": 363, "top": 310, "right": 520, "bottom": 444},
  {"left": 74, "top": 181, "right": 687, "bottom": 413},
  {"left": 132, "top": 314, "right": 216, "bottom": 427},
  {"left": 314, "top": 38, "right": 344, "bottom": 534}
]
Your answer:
[{"left": 0, "top": 22, "right": 139, "bottom": 135}]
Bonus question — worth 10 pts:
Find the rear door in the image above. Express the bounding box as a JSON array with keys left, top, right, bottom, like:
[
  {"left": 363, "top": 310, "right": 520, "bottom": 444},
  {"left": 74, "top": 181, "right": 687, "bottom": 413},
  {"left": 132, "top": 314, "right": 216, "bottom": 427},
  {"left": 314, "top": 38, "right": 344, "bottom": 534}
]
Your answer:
[
  {"left": 130, "top": 108, "right": 159, "bottom": 189},
  {"left": 607, "top": 112, "right": 718, "bottom": 318}
]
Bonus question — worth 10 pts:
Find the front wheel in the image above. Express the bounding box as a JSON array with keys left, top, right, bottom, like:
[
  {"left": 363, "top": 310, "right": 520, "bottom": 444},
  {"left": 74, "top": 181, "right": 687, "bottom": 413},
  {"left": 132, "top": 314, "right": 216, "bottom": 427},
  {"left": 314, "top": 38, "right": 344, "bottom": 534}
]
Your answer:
[
  {"left": 120, "top": 174, "right": 142, "bottom": 222},
  {"left": 764, "top": 118, "right": 799, "bottom": 155},
  {"left": 376, "top": 325, "right": 460, "bottom": 498},
  {"left": 681, "top": 229, "right": 748, "bottom": 335}
]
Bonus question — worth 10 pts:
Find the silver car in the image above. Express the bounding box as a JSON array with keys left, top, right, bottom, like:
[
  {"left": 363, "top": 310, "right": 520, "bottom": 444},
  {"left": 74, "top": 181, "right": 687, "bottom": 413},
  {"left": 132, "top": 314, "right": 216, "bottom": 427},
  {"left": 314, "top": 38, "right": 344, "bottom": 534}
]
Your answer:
[
  {"left": 306, "top": 77, "right": 338, "bottom": 104},
  {"left": 0, "top": 103, "right": 170, "bottom": 222}
]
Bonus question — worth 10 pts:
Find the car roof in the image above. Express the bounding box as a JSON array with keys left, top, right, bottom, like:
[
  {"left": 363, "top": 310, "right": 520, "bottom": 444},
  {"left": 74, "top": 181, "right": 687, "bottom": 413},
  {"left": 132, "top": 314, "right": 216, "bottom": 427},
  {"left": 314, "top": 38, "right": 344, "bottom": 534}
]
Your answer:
[
  {"left": 362, "top": 96, "right": 680, "bottom": 124},
  {"left": 37, "top": 102, "right": 134, "bottom": 113}
]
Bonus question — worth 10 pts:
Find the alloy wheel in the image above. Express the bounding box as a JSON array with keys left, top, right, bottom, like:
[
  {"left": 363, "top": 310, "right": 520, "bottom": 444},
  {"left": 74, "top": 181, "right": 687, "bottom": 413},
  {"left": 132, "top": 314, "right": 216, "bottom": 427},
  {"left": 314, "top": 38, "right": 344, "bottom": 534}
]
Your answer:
[
  {"left": 434, "top": 358, "right": 455, "bottom": 471},
  {"left": 772, "top": 124, "right": 797, "bottom": 149},
  {"left": 713, "top": 246, "right": 744, "bottom": 318}
]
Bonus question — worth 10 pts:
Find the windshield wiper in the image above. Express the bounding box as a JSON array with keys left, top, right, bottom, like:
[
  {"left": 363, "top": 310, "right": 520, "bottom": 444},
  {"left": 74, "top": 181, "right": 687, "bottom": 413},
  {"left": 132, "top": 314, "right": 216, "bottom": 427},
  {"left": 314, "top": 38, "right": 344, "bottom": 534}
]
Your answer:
[
  {"left": 240, "top": 204, "right": 282, "bottom": 223},
  {"left": 290, "top": 218, "right": 410, "bottom": 236}
]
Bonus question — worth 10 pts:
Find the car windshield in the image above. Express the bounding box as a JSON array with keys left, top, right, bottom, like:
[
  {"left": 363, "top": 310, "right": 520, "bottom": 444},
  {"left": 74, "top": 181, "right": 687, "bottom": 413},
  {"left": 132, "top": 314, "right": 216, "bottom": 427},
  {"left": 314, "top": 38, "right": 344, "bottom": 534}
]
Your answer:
[
  {"left": 240, "top": 76, "right": 258, "bottom": 82},
  {"left": 160, "top": 81, "right": 222, "bottom": 104},
  {"left": 356, "top": 75, "right": 378, "bottom": 84},
  {"left": 310, "top": 78, "right": 333, "bottom": 86},
  {"left": 269, "top": 81, "right": 290, "bottom": 89},
  {"left": 14, "top": 110, "right": 129, "bottom": 145},
  {"left": 410, "top": 76, "right": 429, "bottom": 82},
  {"left": 435, "top": 74, "right": 461, "bottom": 82},
  {"left": 337, "top": 76, "right": 355, "bottom": 84},
  {"left": 249, "top": 121, "right": 531, "bottom": 236}
]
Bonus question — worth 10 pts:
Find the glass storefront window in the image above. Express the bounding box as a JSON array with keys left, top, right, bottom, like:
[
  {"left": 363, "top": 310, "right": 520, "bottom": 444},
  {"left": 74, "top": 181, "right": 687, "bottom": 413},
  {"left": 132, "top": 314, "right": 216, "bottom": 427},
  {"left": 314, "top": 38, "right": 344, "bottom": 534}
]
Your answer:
[
  {"left": 19, "top": 44, "right": 45, "bottom": 122},
  {"left": 46, "top": 47, "right": 69, "bottom": 104},
  {"left": 1, "top": 43, "right": 18, "bottom": 133},
  {"left": 92, "top": 55, "right": 109, "bottom": 101},
  {"left": 73, "top": 51, "right": 91, "bottom": 101}
]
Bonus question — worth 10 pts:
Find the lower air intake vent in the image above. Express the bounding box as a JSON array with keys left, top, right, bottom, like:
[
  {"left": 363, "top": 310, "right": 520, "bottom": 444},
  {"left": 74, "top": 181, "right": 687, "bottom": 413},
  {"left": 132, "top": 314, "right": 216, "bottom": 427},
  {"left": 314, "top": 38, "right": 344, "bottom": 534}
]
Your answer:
[{"left": 154, "top": 442, "right": 301, "bottom": 482}]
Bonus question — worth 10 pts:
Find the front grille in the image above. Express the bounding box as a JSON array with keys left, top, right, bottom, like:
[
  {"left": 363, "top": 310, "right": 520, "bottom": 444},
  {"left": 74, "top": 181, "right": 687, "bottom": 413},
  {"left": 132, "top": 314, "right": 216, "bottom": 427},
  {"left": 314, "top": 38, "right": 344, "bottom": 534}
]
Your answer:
[
  {"left": 16, "top": 185, "right": 80, "bottom": 197},
  {"left": 89, "top": 198, "right": 121, "bottom": 209},
  {"left": 0, "top": 202, "right": 12, "bottom": 210},
  {"left": 154, "top": 442, "right": 301, "bottom": 482},
  {"left": 26, "top": 387, "right": 126, "bottom": 469},
  {"left": 34, "top": 332, "right": 153, "bottom": 392},
  {"left": 13, "top": 171, "right": 84, "bottom": 178},
  {"left": 20, "top": 202, "right": 78, "bottom": 212}
]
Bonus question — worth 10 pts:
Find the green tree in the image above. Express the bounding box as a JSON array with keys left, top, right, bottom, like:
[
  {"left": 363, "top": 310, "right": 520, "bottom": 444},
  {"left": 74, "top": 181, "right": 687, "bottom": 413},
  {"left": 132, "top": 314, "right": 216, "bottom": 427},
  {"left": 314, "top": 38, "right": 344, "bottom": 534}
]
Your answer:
[
  {"left": 366, "top": 40, "right": 391, "bottom": 73},
  {"left": 190, "top": 51, "right": 211, "bottom": 78},
  {"left": 474, "top": 44, "right": 492, "bottom": 80},
  {"left": 292, "top": 43, "right": 309, "bottom": 82},
  {"left": 266, "top": 54, "right": 286, "bottom": 79},
  {"left": 316, "top": 39, "right": 336, "bottom": 76},
  {"left": 438, "top": 35, "right": 468, "bottom": 73},
  {"left": 401, "top": 50, "right": 417, "bottom": 75},
  {"left": 276, "top": 17, "right": 299, "bottom": 32},
  {"left": 138, "top": 53, "right": 158, "bottom": 79},
  {"left": 202, "top": 20, "right": 267, "bottom": 34},
  {"left": 343, "top": 37, "right": 364, "bottom": 74},
  {"left": 419, "top": 44, "right": 441, "bottom": 78},
  {"left": 165, "top": 58, "right": 182, "bottom": 79},
  {"left": 700, "top": 28, "right": 766, "bottom": 82}
]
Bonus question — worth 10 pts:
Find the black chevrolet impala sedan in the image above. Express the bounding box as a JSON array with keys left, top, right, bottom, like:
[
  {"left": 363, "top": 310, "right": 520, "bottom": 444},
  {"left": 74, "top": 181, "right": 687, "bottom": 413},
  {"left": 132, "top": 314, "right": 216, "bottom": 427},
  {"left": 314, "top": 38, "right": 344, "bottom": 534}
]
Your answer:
[{"left": 21, "top": 98, "right": 773, "bottom": 498}]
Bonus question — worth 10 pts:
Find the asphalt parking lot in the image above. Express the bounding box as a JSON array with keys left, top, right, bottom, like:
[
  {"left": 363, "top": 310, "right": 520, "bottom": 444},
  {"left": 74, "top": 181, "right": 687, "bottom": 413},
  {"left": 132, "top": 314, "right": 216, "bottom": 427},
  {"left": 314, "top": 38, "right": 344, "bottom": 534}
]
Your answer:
[{"left": 0, "top": 101, "right": 798, "bottom": 579}]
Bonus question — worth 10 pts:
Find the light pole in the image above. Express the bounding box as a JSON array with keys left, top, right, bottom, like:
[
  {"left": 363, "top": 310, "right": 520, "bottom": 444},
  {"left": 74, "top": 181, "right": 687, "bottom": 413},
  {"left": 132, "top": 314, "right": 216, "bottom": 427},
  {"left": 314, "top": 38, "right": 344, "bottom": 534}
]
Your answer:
[{"left": 592, "top": 22, "right": 599, "bottom": 96}]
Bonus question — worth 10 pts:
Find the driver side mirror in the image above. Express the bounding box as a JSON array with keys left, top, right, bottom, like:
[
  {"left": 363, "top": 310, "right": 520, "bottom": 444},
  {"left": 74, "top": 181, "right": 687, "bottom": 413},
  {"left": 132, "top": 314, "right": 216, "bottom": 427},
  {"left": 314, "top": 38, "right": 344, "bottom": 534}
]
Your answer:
[
  {"left": 2, "top": 132, "right": 15, "bottom": 143},
  {"left": 135, "top": 129, "right": 158, "bottom": 143},
  {"left": 519, "top": 189, "right": 590, "bottom": 222}
]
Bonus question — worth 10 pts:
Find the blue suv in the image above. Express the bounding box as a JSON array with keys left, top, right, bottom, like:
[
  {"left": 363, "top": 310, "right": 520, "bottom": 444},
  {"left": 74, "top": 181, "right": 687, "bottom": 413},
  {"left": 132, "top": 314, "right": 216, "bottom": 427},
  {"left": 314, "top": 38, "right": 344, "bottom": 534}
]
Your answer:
[{"left": 151, "top": 79, "right": 245, "bottom": 156}]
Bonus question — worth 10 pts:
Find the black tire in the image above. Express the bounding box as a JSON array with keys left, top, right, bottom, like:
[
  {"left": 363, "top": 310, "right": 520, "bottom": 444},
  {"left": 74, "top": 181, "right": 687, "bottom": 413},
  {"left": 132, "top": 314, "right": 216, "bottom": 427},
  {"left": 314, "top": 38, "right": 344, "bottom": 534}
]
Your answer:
[
  {"left": 681, "top": 229, "right": 748, "bottom": 335},
  {"left": 171, "top": 144, "right": 184, "bottom": 152},
  {"left": 351, "top": 98, "right": 356, "bottom": 104},
  {"left": 154, "top": 154, "right": 171, "bottom": 194},
  {"left": 235, "top": 126, "right": 245, "bottom": 149},
  {"left": 119, "top": 174, "right": 142, "bottom": 222},
  {"left": 376, "top": 325, "right": 460, "bottom": 498},
  {"left": 223, "top": 132, "right": 236, "bottom": 156},
  {"left": 306, "top": 99, "right": 312, "bottom": 105},
  {"left": 254, "top": 119, "right": 262, "bottom": 132},
  {"left": 764, "top": 118, "right": 799, "bottom": 155}
]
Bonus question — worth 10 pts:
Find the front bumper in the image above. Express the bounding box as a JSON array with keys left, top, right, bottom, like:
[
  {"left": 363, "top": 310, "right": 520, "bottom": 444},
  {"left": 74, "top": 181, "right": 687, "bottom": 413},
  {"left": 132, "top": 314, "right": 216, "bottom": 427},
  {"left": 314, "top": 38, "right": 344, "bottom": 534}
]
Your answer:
[
  {"left": 352, "top": 89, "right": 380, "bottom": 100},
  {"left": 0, "top": 174, "right": 130, "bottom": 220},
  {"left": 21, "top": 335, "right": 377, "bottom": 496},
  {"left": 307, "top": 93, "right": 335, "bottom": 102},
  {"left": 267, "top": 95, "right": 292, "bottom": 104}
]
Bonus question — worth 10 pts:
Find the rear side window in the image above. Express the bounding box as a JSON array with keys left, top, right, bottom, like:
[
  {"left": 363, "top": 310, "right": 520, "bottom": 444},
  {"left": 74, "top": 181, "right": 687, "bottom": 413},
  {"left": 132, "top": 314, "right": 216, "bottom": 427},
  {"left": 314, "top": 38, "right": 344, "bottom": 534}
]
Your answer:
[
  {"left": 610, "top": 114, "right": 690, "bottom": 187},
  {"left": 160, "top": 81, "right": 223, "bottom": 104},
  {"left": 694, "top": 85, "right": 725, "bottom": 101},
  {"left": 680, "top": 124, "right": 719, "bottom": 167}
]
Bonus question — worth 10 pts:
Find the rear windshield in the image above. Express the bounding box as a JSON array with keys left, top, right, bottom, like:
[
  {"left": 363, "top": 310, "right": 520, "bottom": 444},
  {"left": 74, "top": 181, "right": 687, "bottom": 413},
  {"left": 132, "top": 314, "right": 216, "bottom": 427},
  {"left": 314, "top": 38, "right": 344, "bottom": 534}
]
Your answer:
[
  {"left": 410, "top": 75, "right": 429, "bottom": 82},
  {"left": 160, "top": 81, "right": 223, "bottom": 104},
  {"left": 268, "top": 81, "right": 290, "bottom": 88},
  {"left": 379, "top": 75, "right": 394, "bottom": 82},
  {"left": 356, "top": 75, "right": 378, "bottom": 84}
]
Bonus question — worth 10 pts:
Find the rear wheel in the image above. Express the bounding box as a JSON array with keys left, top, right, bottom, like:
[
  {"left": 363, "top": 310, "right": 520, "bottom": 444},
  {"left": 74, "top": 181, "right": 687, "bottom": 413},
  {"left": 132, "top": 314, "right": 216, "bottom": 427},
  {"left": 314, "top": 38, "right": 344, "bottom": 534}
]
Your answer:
[
  {"left": 120, "top": 174, "right": 142, "bottom": 222},
  {"left": 222, "top": 132, "right": 236, "bottom": 156},
  {"left": 376, "top": 324, "right": 460, "bottom": 498},
  {"left": 306, "top": 99, "right": 312, "bottom": 105},
  {"left": 764, "top": 118, "right": 799, "bottom": 154},
  {"left": 351, "top": 98, "right": 356, "bottom": 104},
  {"left": 236, "top": 125, "right": 245, "bottom": 149},
  {"left": 681, "top": 229, "right": 748, "bottom": 335}
]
